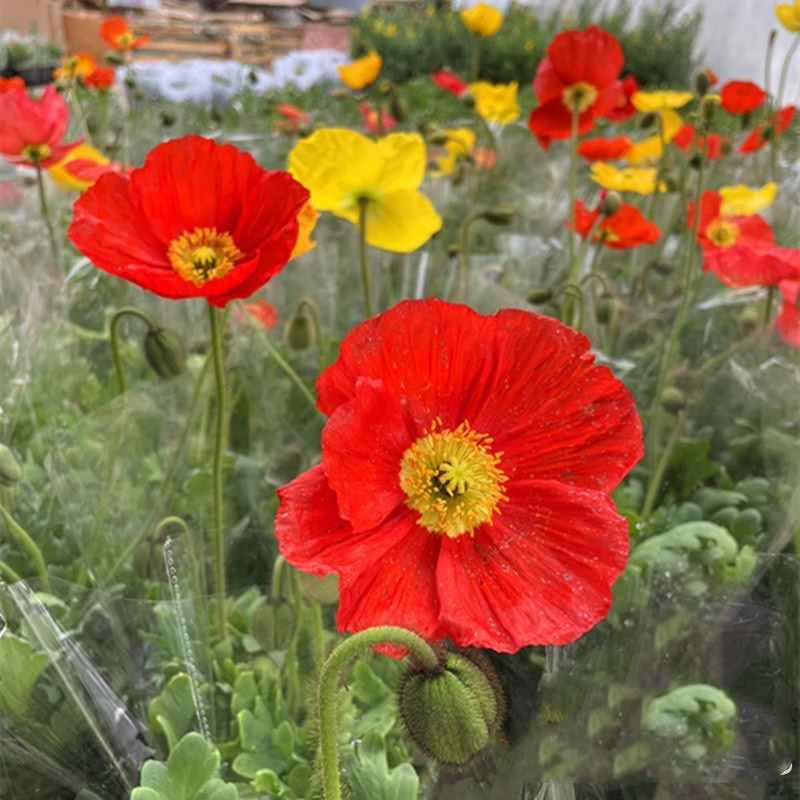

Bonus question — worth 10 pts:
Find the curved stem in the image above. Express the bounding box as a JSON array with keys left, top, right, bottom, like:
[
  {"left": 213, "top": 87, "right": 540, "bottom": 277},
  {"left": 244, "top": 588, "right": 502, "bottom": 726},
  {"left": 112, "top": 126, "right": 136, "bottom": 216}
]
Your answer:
[
  {"left": 208, "top": 304, "right": 228, "bottom": 641},
  {"left": 0, "top": 558, "right": 23, "bottom": 583},
  {"left": 561, "top": 105, "right": 580, "bottom": 325},
  {"left": 33, "top": 157, "right": 59, "bottom": 267},
  {"left": 0, "top": 505, "right": 49, "bottom": 590},
  {"left": 777, "top": 36, "right": 799, "bottom": 113},
  {"left": 261, "top": 334, "right": 318, "bottom": 410},
  {"left": 318, "top": 626, "right": 440, "bottom": 800},
  {"left": 357, "top": 198, "right": 373, "bottom": 317},
  {"left": 109, "top": 307, "right": 157, "bottom": 394},
  {"left": 641, "top": 411, "right": 685, "bottom": 520},
  {"left": 152, "top": 514, "right": 191, "bottom": 542},
  {"left": 452, "top": 210, "right": 482, "bottom": 303}
]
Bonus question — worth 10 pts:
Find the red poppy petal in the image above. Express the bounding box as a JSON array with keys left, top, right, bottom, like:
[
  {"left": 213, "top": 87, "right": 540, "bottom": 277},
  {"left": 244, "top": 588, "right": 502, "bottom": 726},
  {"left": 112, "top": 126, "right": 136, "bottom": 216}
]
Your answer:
[
  {"left": 576, "top": 135, "right": 632, "bottom": 161},
  {"left": 720, "top": 80, "right": 767, "bottom": 114},
  {"left": 322, "top": 378, "right": 412, "bottom": 532},
  {"left": 527, "top": 99, "right": 596, "bottom": 143},
  {"left": 704, "top": 245, "right": 800, "bottom": 287},
  {"left": 776, "top": 292, "right": 800, "bottom": 348},
  {"left": 473, "top": 309, "right": 643, "bottom": 492},
  {"left": 547, "top": 25, "right": 624, "bottom": 91},
  {"left": 532, "top": 55, "right": 564, "bottom": 105},
  {"left": 435, "top": 480, "right": 629, "bottom": 651},
  {"left": 317, "top": 298, "right": 505, "bottom": 421}
]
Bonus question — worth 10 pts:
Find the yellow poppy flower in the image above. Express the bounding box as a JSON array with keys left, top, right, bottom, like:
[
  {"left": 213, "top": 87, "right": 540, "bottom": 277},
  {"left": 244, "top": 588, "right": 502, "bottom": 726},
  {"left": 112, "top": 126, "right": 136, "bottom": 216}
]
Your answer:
[
  {"left": 49, "top": 143, "right": 109, "bottom": 192},
  {"left": 719, "top": 182, "right": 777, "bottom": 216},
  {"left": 590, "top": 162, "right": 665, "bottom": 194},
  {"left": 53, "top": 51, "right": 95, "bottom": 82},
  {"left": 432, "top": 128, "right": 476, "bottom": 176},
  {"left": 290, "top": 202, "right": 319, "bottom": 259},
  {"left": 776, "top": 1, "right": 800, "bottom": 32},
  {"left": 632, "top": 89, "right": 694, "bottom": 112},
  {"left": 470, "top": 81, "right": 520, "bottom": 125},
  {"left": 338, "top": 51, "right": 382, "bottom": 90},
  {"left": 459, "top": 3, "right": 503, "bottom": 36},
  {"left": 624, "top": 109, "right": 683, "bottom": 166},
  {"left": 289, "top": 128, "right": 442, "bottom": 252}
]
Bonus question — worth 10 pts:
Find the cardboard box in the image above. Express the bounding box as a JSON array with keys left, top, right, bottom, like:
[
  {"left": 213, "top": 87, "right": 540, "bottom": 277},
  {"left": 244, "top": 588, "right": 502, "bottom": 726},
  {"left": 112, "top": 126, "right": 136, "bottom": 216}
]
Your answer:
[
  {"left": 0, "top": 0, "right": 66, "bottom": 47},
  {"left": 62, "top": 8, "right": 110, "bottom": 62}
]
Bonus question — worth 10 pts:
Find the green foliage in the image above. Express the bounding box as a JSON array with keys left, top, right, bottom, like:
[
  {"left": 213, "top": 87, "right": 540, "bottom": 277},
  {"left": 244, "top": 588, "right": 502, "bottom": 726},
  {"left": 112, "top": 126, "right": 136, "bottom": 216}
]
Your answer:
[
  {"left": 351, "top": 0, "right": 701, "bottom": 87},
  {"left": 345, "top": 731, "right": 419, "bottom": 800}
]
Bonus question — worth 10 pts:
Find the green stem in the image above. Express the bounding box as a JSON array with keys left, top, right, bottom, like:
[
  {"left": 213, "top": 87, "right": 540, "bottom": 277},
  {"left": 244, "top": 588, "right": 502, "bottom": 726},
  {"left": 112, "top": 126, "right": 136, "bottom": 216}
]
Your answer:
[
  {"left": 693, "top": 328, "right": 765, "bottom": 380},
  {"left": 33, "top": 158, "right": 59, "bottom": 267},
  {"left": 777, "top": 36, "right": 799, "bottom": 113},
  {"left": 310, "top": 602, "right": 325, "bottom": 667},
  {"left": 560, "top": 104, "right": 581, "bottom": 325},
  {"left": 763, "top": 285, "right": 777, "bottom": 326},
  {"left": 318, "top": 626, "right": 440, "bottom": 800},
  {"left": 357, "top": 198, "right": 373, "bottom": 317},
  {"left": 0, "top": 558, "right": 23, "bottom": 583},
  {"left": 641, "top": 411, "right": 685, "bottom": 520},
  {"left": 208, "top": 304, "right": 228, "bottom": 641},
  {"left": 270, "top": 554, "right": 288, "bottom": 602},
  {"left": 469, "top": 35, "right": 480, "bottom": 82},
  {"left": 109, "top": 307, "right": 157, "bottom": 394},
  {"left": 453, "top": 211, "right": 482, "bottom": 303},
  {"left": 0, "top": 505, "right": 50, "bottom": 590},
  {"left": 261, "top": 335, "right": 318, "bottom": 410}
]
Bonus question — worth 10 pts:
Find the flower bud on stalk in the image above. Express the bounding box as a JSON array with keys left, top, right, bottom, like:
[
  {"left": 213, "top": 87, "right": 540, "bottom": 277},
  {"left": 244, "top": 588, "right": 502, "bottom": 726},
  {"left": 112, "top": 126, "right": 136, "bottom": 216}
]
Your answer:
[
  {"left": 599, "top": 190, "right": 622, "bottom": 216},
  {"left": 660, "top": 386, "right": 687, "bottom": 415},
  {"left": 460, "top": 89, "right": 476, "bottom": 109},
  {"left": 284, "top": 307, "right": 315, "bottom": 351},
  {"left": 694, "top": 69, "right": 713, "bottom": 97},
  {"left": 0, "top": 444, "right": 22, "bottom": 487},
  {"left": 480, "top": 207, "right": 515, "bottom": 226},
  {"left": 143, "top": 327, "right": 187, "bottom": 379},
  {"left": 397, "top": 649, "right": 505, "bottom": 769}
]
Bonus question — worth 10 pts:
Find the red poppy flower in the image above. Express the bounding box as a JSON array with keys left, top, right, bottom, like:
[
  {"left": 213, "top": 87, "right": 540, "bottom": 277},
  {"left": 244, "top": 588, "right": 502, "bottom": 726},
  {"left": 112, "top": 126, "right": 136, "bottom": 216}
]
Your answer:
[
  {"left": 0, "top": 76, "right": 25, "bottom": 93},
  {"left": 739, "top": 106, "right": 796, "bottom": 153},
  {"left": 0, "top": 84, "right": 80, "bottom": 168},
  {"left": 275, "top": 298, "right": 643, "bottom": 653},
  {"left": 672, "top": 123, "right": 728, "bottom": 159},
  {"left": 359, "top": 102, "right": 397, "bottom": 134},
  {"left": 576, "top": 135, "right": 633, "bottom": 161},
  {"left": 527, "top": 26, "right": 624, "bottom": 148},
  {"left": 605, "top": 74, "right": 639, "bottom": 122},
  {"left": 276, "top": 104, "right": 311, "bottom": 134},
  {"left": 776, "top": 280, "right": 800, "bottom": 347},
  {"left": 687, "top": 190, "right": 800, "bottom": 287},
  {"left": 571, "top": 198, "right": 660, "bottom": 249},
  {"left": 100, "top": 15, "right": 150, "bottom": 51},
  {"left": 233, "top": 299, "right": 279, "bottom": 330},
  {"left": 720, "top": 80, "right": 767, "bottom": 114},
  {"left": 431, "top": 69, "right": 469, "bottom": 96},
  {"left": 67, "top": 135, "right": 310, "bottom": 307},
  {"left": 84, "top": 66, "right": 115, "bottom": 90}
]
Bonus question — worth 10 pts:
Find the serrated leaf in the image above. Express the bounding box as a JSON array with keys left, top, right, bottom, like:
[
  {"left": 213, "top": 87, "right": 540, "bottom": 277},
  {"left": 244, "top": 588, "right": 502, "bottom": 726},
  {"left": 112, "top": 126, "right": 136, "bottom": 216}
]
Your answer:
[{"left": 664, "top": 439, "right": 721, "bottom": 497}]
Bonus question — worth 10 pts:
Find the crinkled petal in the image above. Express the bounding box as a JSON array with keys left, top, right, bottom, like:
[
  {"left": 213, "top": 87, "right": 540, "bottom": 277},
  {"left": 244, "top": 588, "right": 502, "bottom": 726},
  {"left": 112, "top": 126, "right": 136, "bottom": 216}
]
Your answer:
[
  {"left": 547, "top": 25, "right": 623, "bottom": 90},
  {"left": 375, "top": 133, "right": 427, "bottom": 191},
  {"left": 361, "top": 188, "right": 442, "bottom": 252},
  {"left": 703, "top": 245, "right": 800, "bottom": 288}
]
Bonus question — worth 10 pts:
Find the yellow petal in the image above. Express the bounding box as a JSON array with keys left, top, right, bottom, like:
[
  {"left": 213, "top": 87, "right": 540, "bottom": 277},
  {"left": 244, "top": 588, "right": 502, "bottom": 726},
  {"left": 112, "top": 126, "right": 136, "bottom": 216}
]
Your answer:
[
  {"left": 290, "top": 201, "right": 319, "bottom": 259},
  {"left": 719, "top": 182, "right": 777, "bottom": 216},
  {"left": 632, "top": 90, "right": 694, "bottom": 112},
  {"left": 776, "top": 2, "right": 800, "bottom": 32},
  {"left": 338, "top": 51, "right": 382, "bottom": 89},
  {"left": 590, "top": 162, "right": 663, "bottom": 194},
  {"left": 48, "top": 143, "right": 109, "bottom": 192},
  {"left": 624, "top": 109, "right": 683, "bottom": 165},
  {"left": 459, "top": 3, "right": 503, "bottom": 36},
  {"left": 470, "top": 81, "right": 520, "bottom": 124},
  {"left": 360, "top": 188, "right": 443, "bottom": 252},
  {"left": 375, "top": 132, "right": 428, "bottom": 191}
]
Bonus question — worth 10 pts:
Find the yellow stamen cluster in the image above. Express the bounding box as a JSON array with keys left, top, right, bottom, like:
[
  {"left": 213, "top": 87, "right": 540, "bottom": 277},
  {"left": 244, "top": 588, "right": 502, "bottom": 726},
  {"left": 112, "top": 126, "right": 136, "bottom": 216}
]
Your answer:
[
  {"left": 22, "top": 144, "right": 51, "bottom": 163},
  {"left": 116, "top": 32, "right": 135, "bottom": 48},
  {"left": 167, "top": 227, "right": 244, "bottom": 285},
  {"left": 399, "top": 419, "right": 507, "bottom": 538},
  {"left": 706, "top": 218, "right": 740, "bottom": 248},
  {"left": 562, "top": 81, "right": 599, "bottom": 114}
]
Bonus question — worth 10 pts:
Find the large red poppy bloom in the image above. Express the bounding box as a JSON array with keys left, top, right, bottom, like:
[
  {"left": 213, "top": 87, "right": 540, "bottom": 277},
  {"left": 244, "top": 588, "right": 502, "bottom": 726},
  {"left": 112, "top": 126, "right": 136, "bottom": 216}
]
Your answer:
[
  {"left": 720, "top": 80, "right": 767, "bottom": 114},
  {"left": 571, "top": 198, "right": 660, "bottom": 249},
  {"left": 0, "top": 84, "right": 80, "bottom": 168},
  {"left": 67, "top": 135, "right": 310, "bottom": 307},
  {"left": 776, "top": 280, "right": 800, "bottom": 348},
  {"left": 739, "top": 106, "right": 796, "bottom": 153},
  {"left": 275, "top": 299, "right": 643, "bottom": 653},
  {"left": 688, "top": 191, "right": 800, "bottom": 287},
  {"left": 527, "top": 25, "right": 624, "bottom": 149},
  {"left": 100, "top": 15, "right": 150, "bottom": 51},
  {"left": 576, "top": 135, "right": 633, "bottom": 161}
]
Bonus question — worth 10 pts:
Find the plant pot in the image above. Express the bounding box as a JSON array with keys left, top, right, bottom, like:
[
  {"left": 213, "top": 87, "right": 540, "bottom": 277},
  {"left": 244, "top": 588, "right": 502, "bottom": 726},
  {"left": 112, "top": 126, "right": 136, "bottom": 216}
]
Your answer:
[{"left": 11, "top": 64, "right": 57, "bottom": 87}]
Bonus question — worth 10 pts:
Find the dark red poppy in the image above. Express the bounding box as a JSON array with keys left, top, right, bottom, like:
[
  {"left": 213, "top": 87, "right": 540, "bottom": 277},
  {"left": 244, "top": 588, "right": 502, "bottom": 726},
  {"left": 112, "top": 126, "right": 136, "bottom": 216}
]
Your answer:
[
  {"left": 672, "top": 123, "right": 728, "bottom": 159},
  {"left": 739, "top": 106, "right": 796, "bottom": 153},
  {"left": 687, "top": 190, "right": 800, "bottom": 287},
  {"left": 0, "top": 76, "right": 25, "bottom": 93},
  {"left": 776, "top": 280, "right": 800, "bottom": 347},
  {"left": 84, "top": 66, "right": 115, "bottom": 90},
  {"left": 605, "top": 74, "right": 639, "bottom": 122},
  {"left": 67, "top": 135, "right": 310, "bottom": 307},
  {"left": 720, "top": 80, "right": 767, "bottom": 114},
  {"left": 100, "top": 15, "right": 150, "bottom": 51},
  {"left": 576, "top": 135, "right": 633, "bottom": 161},
  {"left": 571, "top": 198, "right": 660, "bottom": 249},
  {"left": 359, "top": 102, "right": 397, "bottom": 134},
  {"left": 431, "top": 69, "right": 469, "bottom": 96},
  {"left": 275, "top": 298, "right": 643, "bottom": 653},
  {"left": 0, "top": 84, "right": 81, "bottom": 168},
  {"left": 527, "top": 26, "right": 624, "bottom": 148}
]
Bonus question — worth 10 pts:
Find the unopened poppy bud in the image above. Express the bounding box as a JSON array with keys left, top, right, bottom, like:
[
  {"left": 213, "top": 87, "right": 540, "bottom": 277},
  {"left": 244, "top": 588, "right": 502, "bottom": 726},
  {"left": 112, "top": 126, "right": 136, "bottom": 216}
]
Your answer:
[
  {"left": 106, "top": 51, "right": 125, "bottom": 66},
  {"left": 124, "top": 75, "right": 137, "bottom": 90},
  {"left": 527, "top": 287, "right": 553, "bottom": 305},
  {"left": 0, "top": 444, "right": 22, "bottom": 487},
  {"left": 660, "top": 386, "right": 687, "bottom": 414},
  {"left": 653, "top": 260, "right": 674, "bottom": 275},
  {"left": 639, "top": 112, "right": 658, "bottom": 132},
  {"left": 596, "top": 295, "right": 618, "bottom": 325},
  {"left": 599, "top": 191, "right": 622, "bottom": 216},
  {"left": 460, "top": 89, "right": 476, "bottom": 109},
  {"left": 700, "top": 95, "right": 720, "bottom": 125},
  {"left": 447, "top": 243, "right": 461, "bottom": 258},
  {"left": 688, "top": 153, "right": 703, "bottom": 170},
  {"left": 480, "top": 207, "right": 515, "bottom": 226},
  {"left": 388, "top": 88, "right": 409, "bottom": 123},
  {"left": 737, "top": 307, "right": 760, "bottom": 335},
  {"left": 661, "top": 169, "right": 679, "bottom": 191},
  {"left": 330, "top": 87, "right": 351, "bottom": 100},
  {"left": 428, "top": 127, "right": 451, "bottom": 146},
  {"left": 284, "top": 308, "right": 315, "bottom": 351},
  {"left": 397, "top": 650, "right": 504, "bottom": 769},
  {"left": 694, "top": 69, "right": 713, "bottom": 97},
  {"left": 159, "top": 110, "right": 176, "bottom": 128},
  {"left": 144, "top": 328, "right": 187, "bottom": 380}
]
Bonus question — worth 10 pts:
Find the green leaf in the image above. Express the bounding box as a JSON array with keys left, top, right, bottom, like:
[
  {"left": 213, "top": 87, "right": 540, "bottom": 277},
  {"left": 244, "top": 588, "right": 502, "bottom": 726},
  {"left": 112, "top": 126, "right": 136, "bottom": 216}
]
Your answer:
[
  {"left": 664, "top": 439, "right": 721, "bottom": 498},
  {"left": 346, "top": 731, "right": 419, "bottom": 800},
  {"left": 167, "top": 732, "right": 219, "bottom": 797},
  {"left": 148, "top": 673, "right": 199, "bottom": 751},
  {"left": 0, "top": 633, "right": 50, "bottom": 718}
]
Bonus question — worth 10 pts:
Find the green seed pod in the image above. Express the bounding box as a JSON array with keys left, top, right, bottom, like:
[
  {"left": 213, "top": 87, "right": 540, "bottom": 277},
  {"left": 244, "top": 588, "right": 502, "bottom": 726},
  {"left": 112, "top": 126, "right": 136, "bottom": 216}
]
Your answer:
[
  {"left": 527, "top": 287, "right": 553, "bottom": 305},
  {"left": 737, "top": 307, "right": 760, "bottom": 335},
  {"left": 700, "top": 94, "right": 720, "bottom": 125},
  {"left": 480, "top": 207, "right": 515, "bottom": 226},
  {"left": 660, "top": 386, "right": 686, "bottom": 415},
  {"left": 397, "top": 649, "right": 504, "bottom": 769},
  {"left": 159, "top": 110, "right": 176, "bottom": 128},
  {"left": 638, "top": 111, "right": 658, "bottom": 131},
  {"left": 694, "top": 68, "right": 713, "bottom": 97},
  {"left": 599, "top": 190, "right": 622, "bottom": 216},
  {"left": 284, "top": 308, "right": 315, "bottom": 352},
  {"left": 0, "top": 444, "right": 22, "bottom": 487},
  {"left": 427, "top": 127, "right": 451, "bottom": 146},
  {"left": 459, "top": 89, "right": 476, "bottom": 109},
  {"left": 106, "top": 51, "right": 125, "bottom": 66},
  {"left": 144, "top": 327, "right": 187, "bottom": 380}
]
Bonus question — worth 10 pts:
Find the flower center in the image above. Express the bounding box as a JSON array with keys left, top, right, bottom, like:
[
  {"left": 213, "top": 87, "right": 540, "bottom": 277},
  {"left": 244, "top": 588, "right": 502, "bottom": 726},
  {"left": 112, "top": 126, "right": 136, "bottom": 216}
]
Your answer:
[
  {"left": 706, "top": 218, "right": 740, "bottom": 248},
  {"left": 562, "top": 81, "right": 599, "bottom": 114},
  {"left": 167, "top": 227, "right": 244, "bottom": 285},
  {"left": 116, "top": 31, "right": 135, "bottom": 48},
  {"left": 21, "top": 144, "right": 51, "bottom": 163},
  {"left": 399, "top": 419, "right": 507, "bottom": 538}
]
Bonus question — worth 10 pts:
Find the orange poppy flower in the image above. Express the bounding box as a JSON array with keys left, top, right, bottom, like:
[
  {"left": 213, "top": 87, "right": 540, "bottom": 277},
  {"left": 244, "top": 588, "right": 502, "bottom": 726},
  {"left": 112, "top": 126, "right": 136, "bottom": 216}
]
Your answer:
[
  {"left": 739, "top": 106, "right": 796, "bottom": 153},
  {"left": 67, "top": 135, "right": 310, "bottom": 307},
  {"left": 0, "top": 76, "right": 25, "bottom": 93},
  {"left": 53, "top": 51, "right": 95, "bottom": 82},
  {"left": 720, "top": 80, "right": 767, "bottom": 114},
  {"left": 84, "top": 66, "right": 116, "bottom": 90},
  {"left": 672, "top": 123, "right": 728, "bottom": 159},
  {"left": 576, "top": 135, "right": 633, "bottom": 161},
  {"left": 528, "top": 25, "right": 624, "bottom": 148},
  {"left": 100, "top": 15, "right": 150, "bottom": 51},
  {"left": 276, "top": 104, "right": 311, "bottom": 134},
  {"left": 776, "top": 280, "right": 800, "bottom": 348},
  {"left": 359, "top": 102, "right": 397, "bottom": 134},
  {"left": 338, "top": 51, "right": 382, "bottom": 90},
  {"left": 571, "top": 198, "right": 660, "bottom": 249}
]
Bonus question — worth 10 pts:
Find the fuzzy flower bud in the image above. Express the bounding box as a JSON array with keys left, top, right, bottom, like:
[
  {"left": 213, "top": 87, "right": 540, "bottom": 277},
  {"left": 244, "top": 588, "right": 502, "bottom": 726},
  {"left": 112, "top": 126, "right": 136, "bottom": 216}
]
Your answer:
[
  {"left": 397, "top": 650, "right": 504, "bottom": 769},
  {"left": 598, "top": 190, "right": 622, "bottom": 216},
  {"left": 480, "top": 207, "right": 515, "bottom": 226},
  {"left": 0, "top": 444, "right": 22, "bottom": 487},
  {"left": 284, "top": 306, "right": 315, "bottom": 351},
  {"left": 143, "top": 328, "right": 187, "bottom": 380},
  {"left": 660, "top": 386, "right": 687, "bottom": 415}
]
